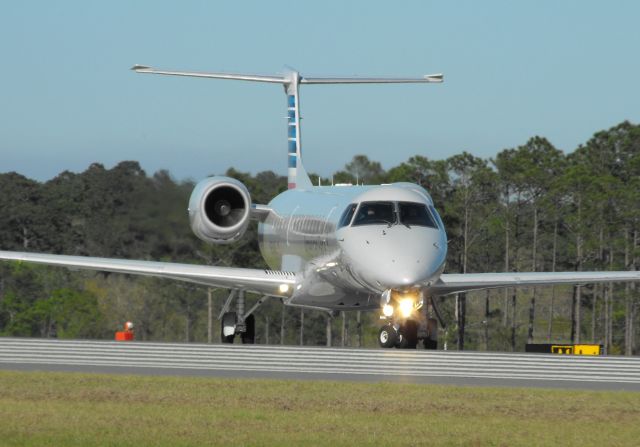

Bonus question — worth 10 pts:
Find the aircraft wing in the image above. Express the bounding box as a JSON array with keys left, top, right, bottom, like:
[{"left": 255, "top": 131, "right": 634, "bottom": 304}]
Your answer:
[
  {"left": 431, "top": 271, "right": 640, "bottom": 295},
  {"left": 0, "top": 251, "right": 296, "bottom": 296}
]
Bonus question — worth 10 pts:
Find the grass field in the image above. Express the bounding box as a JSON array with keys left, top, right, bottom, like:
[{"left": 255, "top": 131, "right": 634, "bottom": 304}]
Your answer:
[{"left": 0, "top": 370, "right": 639, "bottom": 446}]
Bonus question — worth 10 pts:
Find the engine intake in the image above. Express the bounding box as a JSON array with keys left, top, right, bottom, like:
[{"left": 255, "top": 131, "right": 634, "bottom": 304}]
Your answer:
[{"left": 188, "top": 176, "right": 251, "bottom": 244}]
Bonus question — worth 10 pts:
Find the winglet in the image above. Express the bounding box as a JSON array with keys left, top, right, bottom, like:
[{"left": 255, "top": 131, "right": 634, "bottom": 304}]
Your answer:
[
  {"left": 424, "top": 73, "right": 444, "bottom": 82},
  {"left": 131, "top": 65, "right": 151, "bottom": 71}
]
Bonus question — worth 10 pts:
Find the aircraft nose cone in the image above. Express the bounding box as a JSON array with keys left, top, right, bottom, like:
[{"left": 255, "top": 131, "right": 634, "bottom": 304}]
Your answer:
[
  {"left": 394, "top": 261, "right": 428, "bottom": 285},
  {"left": 340, "top": 225, "right": 445, "bottom": 290},
  {"left": 373, "top": 253, "right": 435, "bottom": 288}
]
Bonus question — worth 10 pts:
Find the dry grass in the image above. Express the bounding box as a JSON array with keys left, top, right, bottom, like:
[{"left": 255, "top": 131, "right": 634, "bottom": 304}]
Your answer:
[{"left": 0, "top": 370, "right": 639, "bottom": 446}]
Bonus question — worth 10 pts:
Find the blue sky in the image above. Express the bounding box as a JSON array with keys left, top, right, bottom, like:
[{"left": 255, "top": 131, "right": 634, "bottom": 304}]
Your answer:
[{"left": 2, "top": 1, "right": 639, "bottom": 181}]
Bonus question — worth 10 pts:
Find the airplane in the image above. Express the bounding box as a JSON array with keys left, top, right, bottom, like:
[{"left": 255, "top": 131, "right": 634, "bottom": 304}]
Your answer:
[{"left": 1, "top": 65, "right": 639, "bottom": 349}]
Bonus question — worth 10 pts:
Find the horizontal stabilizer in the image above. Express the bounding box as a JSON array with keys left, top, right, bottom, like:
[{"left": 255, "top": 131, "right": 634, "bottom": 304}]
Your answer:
[
  {"left": 131, "top": 65, "right": 443, "bottom": 85},
  {"left": 301, "top": 74, "right": 444, "bottom": 84},
  {"left": 131, "top": 65, "right": 285, "bottom": 84}
]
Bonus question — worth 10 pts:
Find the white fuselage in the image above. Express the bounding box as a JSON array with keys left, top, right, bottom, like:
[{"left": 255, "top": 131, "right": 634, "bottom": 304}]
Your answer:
[{"left": 258, "top": 182, "right": 448, "bottom": 310}]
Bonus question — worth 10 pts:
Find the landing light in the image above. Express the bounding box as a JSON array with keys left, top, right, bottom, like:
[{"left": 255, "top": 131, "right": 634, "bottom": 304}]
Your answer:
[
  {"left": 382, "top": 304, "right": 394, "bottom": 317},
  {"left": 279, "top": 284, "right": 290, "bottom": 293},
  {"left": 399, "top": 299, "right": 414, "bottom": 318}
]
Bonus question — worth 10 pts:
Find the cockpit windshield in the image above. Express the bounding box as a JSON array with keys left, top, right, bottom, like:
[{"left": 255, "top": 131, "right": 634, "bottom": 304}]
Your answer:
[
  {"left": 337, "top": 203, "right": 357, "bottom": 229},
  {"left": 347, "top": 201, "right": 439, "bottom": 228},
  {"left": 352, "top": 201, "right": 397, "bottom": 226},
  {"left": 398, "top": 202, "right": 437, "bottom": 228}
]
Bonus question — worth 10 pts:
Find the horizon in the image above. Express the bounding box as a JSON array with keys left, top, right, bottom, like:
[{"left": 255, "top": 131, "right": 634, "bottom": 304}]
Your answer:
[{"left": 3, "top": 118, "right": 634, "bottom": 184}]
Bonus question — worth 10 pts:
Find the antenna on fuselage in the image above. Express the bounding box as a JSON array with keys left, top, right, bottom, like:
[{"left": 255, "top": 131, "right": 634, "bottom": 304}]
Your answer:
[{"left": 131, "top": 64, "right": 443, "bottom": 190}]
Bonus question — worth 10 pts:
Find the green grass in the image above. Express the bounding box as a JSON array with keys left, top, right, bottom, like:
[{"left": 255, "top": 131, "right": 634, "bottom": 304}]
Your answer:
[{"left": 0, "top": 370, "right": 639, "bottom": 446}]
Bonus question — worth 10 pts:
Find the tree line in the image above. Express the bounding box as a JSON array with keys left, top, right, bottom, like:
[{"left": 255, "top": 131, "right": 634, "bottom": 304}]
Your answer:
[{"left": 0, "top": 121, "right": 638, "bottom": 354}]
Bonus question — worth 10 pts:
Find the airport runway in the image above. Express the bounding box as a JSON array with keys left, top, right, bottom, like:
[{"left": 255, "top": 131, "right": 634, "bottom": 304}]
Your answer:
[{"left": 1, "top": 337, "right": 639, "bottom": 391}]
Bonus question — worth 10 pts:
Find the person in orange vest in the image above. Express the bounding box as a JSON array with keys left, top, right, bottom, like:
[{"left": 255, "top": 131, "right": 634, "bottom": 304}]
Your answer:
[{"left": 116, "top": 321, "right": 135, "bottom": 341}]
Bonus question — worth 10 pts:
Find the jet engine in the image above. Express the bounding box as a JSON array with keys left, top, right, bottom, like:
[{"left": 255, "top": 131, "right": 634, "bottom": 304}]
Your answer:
[{"left": 188, "top": 176, "right": 252, "bottom": 244}]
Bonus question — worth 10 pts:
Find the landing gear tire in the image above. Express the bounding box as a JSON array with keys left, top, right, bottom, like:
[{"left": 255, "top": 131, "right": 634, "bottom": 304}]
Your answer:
[
  {"left": 241, "top": 314, "right": 256, "bottom": 344},
  {"left": 221, "top": 312, "right": 237, "bottom": 344},
  {"left": 378, "top": 324, "right": 397, "bottom": 348},
  {"left": 422, "top": 318, "right": 438, "bottom": 350},
  {"left": 397, "top": 320, "right": 418, "bottom": 349}
]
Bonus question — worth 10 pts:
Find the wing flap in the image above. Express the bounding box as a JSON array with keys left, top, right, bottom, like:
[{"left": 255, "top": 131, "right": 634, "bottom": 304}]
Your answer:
[
  {"left": 0, "top": 251, "right": 296, "bottom": 296},
  {"left": 432, "top": 271, "right": 640, "bottom": 295}
]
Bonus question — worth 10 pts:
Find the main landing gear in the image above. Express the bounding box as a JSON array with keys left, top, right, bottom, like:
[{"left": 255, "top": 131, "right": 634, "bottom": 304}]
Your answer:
[{"left": 219, "top": 290, "right": 266, "bottom": 344}]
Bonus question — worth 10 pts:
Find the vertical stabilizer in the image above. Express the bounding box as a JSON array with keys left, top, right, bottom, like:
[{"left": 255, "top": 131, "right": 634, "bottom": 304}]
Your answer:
[{"left": 284, "top": 69, "right": 313, "bottom": 190}]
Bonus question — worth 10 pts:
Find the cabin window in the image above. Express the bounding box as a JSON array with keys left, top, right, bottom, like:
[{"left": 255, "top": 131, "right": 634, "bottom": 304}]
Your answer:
[
  {"left": 398, "top": 202, "right": 437, "bottom": 228},
  {"left": 352, "top": 201, "right": 396, "bottom": 226},
  {"left": 337, "top": 204, "right": 357, "bottom": 229}
]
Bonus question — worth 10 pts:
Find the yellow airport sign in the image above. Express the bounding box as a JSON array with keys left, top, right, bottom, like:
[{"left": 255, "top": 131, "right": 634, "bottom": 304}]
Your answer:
[{"left": 526, "top": 344, "right": 602, "bottom": 355}]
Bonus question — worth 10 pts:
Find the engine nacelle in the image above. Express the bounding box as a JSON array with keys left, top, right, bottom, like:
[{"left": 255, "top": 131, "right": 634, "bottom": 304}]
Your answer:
[{"left": 188, "top": 176, "right": 252, "bottom": 244}]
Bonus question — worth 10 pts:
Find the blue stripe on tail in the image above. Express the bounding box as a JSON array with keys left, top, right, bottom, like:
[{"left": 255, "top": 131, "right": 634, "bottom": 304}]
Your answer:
[{"left": 287, "top": 94, "right": 298, "bottom": 188}]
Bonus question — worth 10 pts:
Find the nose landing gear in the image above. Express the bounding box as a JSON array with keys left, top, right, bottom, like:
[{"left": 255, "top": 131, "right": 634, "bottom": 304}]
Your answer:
[
  {"left": 378, "top": 320, "right": 421, "bottom": 349},
  {"left": 378, "top": 324, "right": 398, "bottom": 348},
  {"left": 378, "top": 294, "right": 441, "bottom": 350}
]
